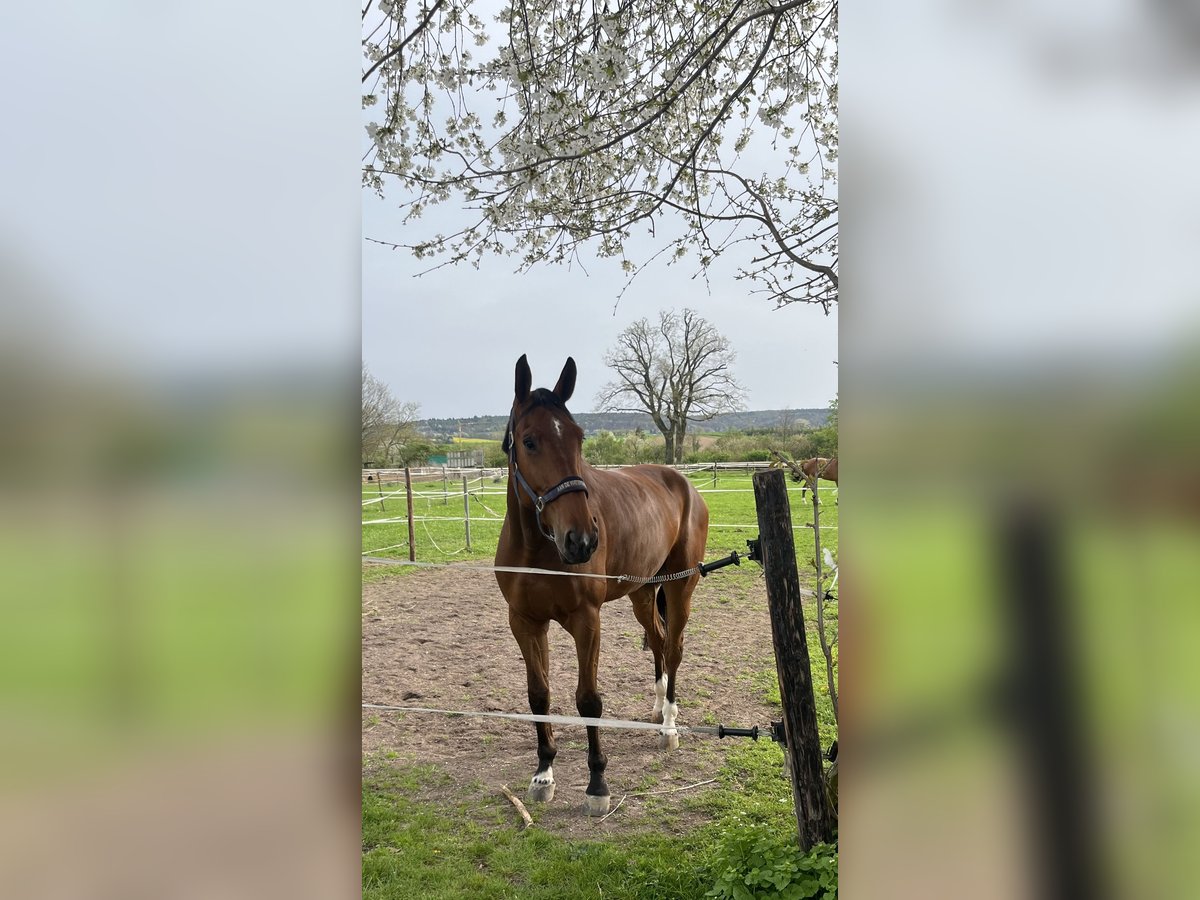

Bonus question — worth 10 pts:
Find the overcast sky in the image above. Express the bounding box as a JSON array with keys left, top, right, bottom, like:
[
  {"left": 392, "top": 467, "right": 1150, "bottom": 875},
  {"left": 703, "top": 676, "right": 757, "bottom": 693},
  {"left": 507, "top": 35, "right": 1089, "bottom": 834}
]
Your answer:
[{"left": 361, "top": 191, "right": 839, "bottom": 421}]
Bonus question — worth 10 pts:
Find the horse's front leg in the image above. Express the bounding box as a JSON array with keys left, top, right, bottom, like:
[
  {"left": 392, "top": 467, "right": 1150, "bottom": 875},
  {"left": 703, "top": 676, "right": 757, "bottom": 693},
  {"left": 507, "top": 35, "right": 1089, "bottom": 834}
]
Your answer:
[
  {"left": 510, "top": 612, "right": 557, "bottom": 803},
  {"left": 567, "top": 607, "right": 609, "bottom": 816}
]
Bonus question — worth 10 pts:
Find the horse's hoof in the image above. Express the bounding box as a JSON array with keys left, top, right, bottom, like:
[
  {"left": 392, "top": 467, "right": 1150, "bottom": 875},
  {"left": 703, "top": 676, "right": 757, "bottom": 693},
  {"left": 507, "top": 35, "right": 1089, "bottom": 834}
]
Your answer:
[
  {"left": 651, "top": 711, "right": 664, "bottom": 725},
  {"left": 659, "top": 730, "right": 679, "bottom": 751},
  {"left": 527, "top": 782, "right": 556, "bottom": 803},
  {"left": 582, "top": 793, "right": 611, "bottom": 817}
]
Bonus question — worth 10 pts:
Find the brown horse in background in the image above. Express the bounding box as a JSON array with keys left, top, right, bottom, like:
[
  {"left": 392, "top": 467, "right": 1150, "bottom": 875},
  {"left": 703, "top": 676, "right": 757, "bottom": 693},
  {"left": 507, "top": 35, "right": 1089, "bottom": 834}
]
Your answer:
[
  {"left": 799, "top": 457, "right": 838, "bottom": 500},
  {"left": 495, "top": 355, "right": 709, "bottom": 816}
]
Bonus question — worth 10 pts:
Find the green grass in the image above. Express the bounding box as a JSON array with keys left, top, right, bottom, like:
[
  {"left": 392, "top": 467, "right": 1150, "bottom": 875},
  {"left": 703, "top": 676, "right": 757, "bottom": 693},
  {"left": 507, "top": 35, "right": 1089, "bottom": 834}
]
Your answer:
[{"left": 363, "top": 740, "right": 830, "bottom": 900}]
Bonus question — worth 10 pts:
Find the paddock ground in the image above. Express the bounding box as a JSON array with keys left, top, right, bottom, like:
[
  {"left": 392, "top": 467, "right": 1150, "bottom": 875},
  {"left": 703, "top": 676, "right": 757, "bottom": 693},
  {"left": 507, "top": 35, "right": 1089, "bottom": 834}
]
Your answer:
[{"left": 361, "top": 561, "right": 832, "bottom": 838}]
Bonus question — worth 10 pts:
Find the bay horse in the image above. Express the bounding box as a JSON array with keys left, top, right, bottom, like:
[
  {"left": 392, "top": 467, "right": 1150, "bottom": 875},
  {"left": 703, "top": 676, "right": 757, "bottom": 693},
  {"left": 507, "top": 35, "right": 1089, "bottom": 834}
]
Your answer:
[
  {"left": 799, "top": 456, "right": 838, "bottom": 500},
  {"left": 495, "top": 355, "right": 710, "bottom": 816}
]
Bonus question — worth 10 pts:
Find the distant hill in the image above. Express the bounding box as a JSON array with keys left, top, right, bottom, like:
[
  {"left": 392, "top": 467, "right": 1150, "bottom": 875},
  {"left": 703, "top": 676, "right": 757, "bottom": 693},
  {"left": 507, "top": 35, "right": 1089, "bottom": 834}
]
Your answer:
[{"left": 418, "top": 408, "right": 829, "bottom": 440}]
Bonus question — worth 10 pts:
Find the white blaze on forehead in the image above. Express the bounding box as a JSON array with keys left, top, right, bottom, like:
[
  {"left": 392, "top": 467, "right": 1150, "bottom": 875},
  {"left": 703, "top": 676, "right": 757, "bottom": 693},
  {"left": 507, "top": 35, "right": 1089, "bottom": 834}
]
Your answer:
[{"left": 552, "top": 418, "right": 563, "bottom": 438}]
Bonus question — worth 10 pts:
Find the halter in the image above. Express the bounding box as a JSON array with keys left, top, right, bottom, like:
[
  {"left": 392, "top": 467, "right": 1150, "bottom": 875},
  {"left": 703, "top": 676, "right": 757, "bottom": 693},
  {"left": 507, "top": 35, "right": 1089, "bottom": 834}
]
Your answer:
[{"left": 505, "top": 411, "right": 589, "bottom": 544}]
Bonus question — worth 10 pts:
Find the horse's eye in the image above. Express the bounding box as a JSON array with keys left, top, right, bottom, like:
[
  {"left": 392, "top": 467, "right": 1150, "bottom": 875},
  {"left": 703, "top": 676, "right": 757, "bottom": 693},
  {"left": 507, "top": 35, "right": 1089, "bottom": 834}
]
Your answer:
[{"left": 523, "top": 437, "right": 536, "bottom": 451}]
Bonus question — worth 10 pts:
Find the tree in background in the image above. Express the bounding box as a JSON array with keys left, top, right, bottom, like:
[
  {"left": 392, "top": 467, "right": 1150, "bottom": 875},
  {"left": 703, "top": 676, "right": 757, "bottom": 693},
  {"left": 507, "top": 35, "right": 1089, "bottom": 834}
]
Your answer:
[
  {"left": 362, "top": 364, "right": 420, "bottom": 466},
  {"left": 363, "top": 0, "right": 838, "bottom": 310},
  {"left": 582, "top": 430, "right": 627, "bottom": 465},
  {"left": 596, "top": 309, "right": 745, "bottom": 463},
  {"left": 807, "top": 393, "right": 837, "bottom": 458}
]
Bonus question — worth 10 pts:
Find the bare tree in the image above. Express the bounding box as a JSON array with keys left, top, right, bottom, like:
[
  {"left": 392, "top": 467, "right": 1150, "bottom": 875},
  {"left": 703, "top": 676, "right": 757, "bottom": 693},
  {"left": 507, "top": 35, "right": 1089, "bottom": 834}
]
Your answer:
[
  {"left": 596, "top": 309, "right": 745, "bottom": 463},
  {"left": 777, "top": 409, "right": 799, "bottom": 436},
  {"left": 363, "top": 1, "right": 837, "bottom": 311},
  {"left": 362, "top": 363, "right": 420, "bottom": 465}
]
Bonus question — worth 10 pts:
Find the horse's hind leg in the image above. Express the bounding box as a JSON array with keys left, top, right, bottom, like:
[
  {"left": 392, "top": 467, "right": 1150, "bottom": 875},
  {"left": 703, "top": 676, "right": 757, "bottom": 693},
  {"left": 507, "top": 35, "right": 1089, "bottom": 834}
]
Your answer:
[
  {"left": 630, "top": 586, "right": 667, "bottom": 723},
  {"left": 509, "top": 611, "right": 557, "bottom": 803},
  {"left": 659, "top": 574, "right": 699, "bottom": 750},
  {"left": 565, "top": 606, "right": 610, "bottom": 816}
]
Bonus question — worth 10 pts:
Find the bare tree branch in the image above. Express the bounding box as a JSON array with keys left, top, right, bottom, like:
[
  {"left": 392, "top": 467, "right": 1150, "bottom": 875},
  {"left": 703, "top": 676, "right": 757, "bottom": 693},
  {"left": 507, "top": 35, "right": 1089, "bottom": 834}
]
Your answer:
[{"left": 362, "top": 363, "right": 420, "bottom": 465}]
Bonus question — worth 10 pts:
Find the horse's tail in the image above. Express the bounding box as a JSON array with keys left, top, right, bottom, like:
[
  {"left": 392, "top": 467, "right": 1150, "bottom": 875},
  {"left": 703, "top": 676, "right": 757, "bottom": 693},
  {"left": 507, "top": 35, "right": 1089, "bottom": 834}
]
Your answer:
[{"left": 642, "top": 587, "right": 668, "bottom": 652}]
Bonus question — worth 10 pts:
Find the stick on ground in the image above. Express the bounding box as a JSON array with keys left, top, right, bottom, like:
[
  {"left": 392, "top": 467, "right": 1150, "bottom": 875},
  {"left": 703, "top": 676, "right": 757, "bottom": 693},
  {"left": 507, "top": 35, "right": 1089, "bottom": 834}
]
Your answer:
[
  {"left": 499, "top": 784, "right": 534, "bottom": 829},
  {"left": 597, "top": 794, "right": 627, "bottom": 823},
  {"left": 630, "top": 778, "right": 716, "bottom": 796}
]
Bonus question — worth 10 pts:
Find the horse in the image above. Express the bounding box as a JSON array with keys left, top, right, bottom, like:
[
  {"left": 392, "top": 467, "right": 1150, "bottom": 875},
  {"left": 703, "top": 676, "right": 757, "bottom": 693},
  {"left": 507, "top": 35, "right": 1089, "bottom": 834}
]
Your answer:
[
  {"left": 495, "top": 355, "right": 710, "bottom": 816},
  {"left": 799, "top": 457, "right": 838, "bottom": 500}
]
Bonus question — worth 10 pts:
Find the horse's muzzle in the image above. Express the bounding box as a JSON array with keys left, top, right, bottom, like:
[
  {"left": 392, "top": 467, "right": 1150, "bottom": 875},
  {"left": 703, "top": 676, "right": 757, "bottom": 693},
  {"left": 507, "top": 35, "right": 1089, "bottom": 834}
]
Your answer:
[{"left": 561, "top": 527, "right": 599, "bottom": 565}]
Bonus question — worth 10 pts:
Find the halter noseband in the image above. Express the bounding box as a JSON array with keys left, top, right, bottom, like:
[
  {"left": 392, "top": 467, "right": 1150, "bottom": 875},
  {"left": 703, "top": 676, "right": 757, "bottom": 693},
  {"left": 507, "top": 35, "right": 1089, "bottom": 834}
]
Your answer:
[{"left": 506, "top": 412, "right": 589, "bottom": 544}]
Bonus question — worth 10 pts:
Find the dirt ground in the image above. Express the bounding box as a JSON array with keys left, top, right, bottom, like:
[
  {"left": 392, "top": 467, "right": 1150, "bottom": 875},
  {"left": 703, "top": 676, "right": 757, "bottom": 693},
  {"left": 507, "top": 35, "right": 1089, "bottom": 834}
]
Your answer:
[{"left": 362, "top": 564, "right": 783, "bottom": 838}]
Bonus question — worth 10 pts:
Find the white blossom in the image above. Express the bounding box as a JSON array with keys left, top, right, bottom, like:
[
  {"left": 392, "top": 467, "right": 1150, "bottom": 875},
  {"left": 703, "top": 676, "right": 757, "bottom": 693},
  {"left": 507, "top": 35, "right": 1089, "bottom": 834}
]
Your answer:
[{"left": 362, "top": 0, "right": 838, "bottom": 310}]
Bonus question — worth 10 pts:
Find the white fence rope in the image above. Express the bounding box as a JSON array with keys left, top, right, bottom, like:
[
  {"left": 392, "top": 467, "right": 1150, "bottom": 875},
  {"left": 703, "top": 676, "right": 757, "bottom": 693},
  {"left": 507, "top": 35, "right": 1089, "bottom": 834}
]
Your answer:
[
  {"left": 362, "top": 541, "right": 409, "bottom": 556},
  {"left": 363, "top": 702, "right": 686, "bottom": 735},
  {"left": 472, "top": 493, "right": 507, "bottom": 519},
  {"left": 420, "top": 517, "right": 467, "bottom": 556},
  {"left": 363, "top": 463, "right": 832, "bottom": 482},
  {"left": 363, "top": 515, "right": 836, "bottom": 530},
  {"left": 365, "top": 485, "right": 837, "bottom": 506},
  {"left": 358, "top": 557, "right": 819, "bottom": 596}
]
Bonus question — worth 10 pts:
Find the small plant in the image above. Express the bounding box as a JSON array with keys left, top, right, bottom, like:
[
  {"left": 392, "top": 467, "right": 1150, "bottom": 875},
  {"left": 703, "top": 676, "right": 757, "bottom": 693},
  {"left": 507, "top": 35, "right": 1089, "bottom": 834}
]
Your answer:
[{"left": 707, "top": 822, "right": 837, "bottom": 900}]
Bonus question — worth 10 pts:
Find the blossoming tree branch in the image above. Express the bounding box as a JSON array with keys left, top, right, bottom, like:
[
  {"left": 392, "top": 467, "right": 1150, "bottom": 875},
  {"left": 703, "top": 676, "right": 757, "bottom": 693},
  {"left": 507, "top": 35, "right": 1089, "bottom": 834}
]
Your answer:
[{"left": 363, "top": 0, "right": 838, "bottom": 310}]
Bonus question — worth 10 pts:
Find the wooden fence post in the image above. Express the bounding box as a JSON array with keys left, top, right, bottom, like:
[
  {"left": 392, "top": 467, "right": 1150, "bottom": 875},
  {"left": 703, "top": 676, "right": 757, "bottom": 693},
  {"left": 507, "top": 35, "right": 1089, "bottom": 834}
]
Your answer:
[
  {"left": 443, "top": 465, "right": 449, "bottom": 504},
  {"left": 994, "top": 502, "right": 1101, "bottom": 898},
  {"left": 376, "top": 469, "right": 385, "bottom": 512},
  {"left": 753, "top": 468, "right": 835, "bottom": 849},
  {"left": 462, "top": 475, "right": 472, "bottom": 551},
  {"left": 404, "top": 466, "right": 416, "bottom": 562}
]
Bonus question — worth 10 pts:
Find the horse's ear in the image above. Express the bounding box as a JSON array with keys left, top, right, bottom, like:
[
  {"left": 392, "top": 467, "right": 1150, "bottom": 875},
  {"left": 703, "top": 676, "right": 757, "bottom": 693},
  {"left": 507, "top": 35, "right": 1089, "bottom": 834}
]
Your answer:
[
  {"left": 553, "top": 357, "right": 576, "bottom": 404},
  {"left": 514, "top": 354, "right": 532, "bottom": 405}
]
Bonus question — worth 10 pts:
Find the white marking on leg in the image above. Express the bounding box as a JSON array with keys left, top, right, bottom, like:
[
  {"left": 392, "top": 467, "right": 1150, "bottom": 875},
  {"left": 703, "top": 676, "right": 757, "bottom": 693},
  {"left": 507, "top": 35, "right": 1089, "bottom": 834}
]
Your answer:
[
  {"left": 528, "top": 765, "right": 556, "bottom": 802},
  {"left": 651, "top": 675, "right": 667, "bottom": 719},
  {"left": 660, "top": 700, "right": 680, "bottom": 751}
]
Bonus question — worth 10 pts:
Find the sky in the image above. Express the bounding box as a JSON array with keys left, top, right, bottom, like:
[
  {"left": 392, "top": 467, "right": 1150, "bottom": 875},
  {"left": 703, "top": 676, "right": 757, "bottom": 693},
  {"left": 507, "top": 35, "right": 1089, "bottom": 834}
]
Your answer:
[
  {"left": 361, "top": 192, "right": 839, "bottom": 421},
  {"left": 359, "top": 0, "right": 839, "bottom": 421}
]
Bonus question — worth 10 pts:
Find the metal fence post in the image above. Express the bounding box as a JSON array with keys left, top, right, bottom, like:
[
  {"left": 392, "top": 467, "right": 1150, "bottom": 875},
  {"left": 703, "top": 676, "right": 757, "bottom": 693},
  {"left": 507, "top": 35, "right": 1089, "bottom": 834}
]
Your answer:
[{"left": 462, "top": 475, "right": 472, "bottom": 551}]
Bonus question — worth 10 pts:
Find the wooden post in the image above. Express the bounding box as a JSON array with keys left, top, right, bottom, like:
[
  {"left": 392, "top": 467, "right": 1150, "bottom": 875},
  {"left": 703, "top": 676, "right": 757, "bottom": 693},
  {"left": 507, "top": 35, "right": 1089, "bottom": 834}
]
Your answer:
[
  {"left": 376, "top": 469, "right": 385, "bottom": 512},
  {"left": 811, "top": 473, "right": 838, "bottom": 721},
  {"left": 404, "top": 466, "right": 416, "bottom": 562},
  {"left": 752, "top": 468, "right": 835, "bottom": 849},
  {"left": 443, "top": 465, "right": 449, "bottom": 505},
  {"left": 712, "top": 461, "right": 718, "bottom": 488},
  {"left": 462, "top": 475, "right": 472, "bottom": 551},
  {"left": 996, "top": 502, "right": 1101, "bottom": 900}
]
